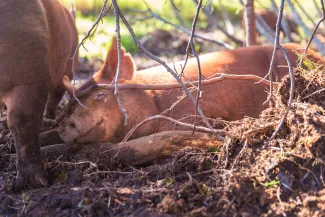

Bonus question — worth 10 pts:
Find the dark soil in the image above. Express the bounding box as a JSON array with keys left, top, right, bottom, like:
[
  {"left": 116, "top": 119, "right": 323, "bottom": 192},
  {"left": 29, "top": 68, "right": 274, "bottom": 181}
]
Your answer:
[{"left": 1, "top": 31, "right": 325, "bottom": 217}]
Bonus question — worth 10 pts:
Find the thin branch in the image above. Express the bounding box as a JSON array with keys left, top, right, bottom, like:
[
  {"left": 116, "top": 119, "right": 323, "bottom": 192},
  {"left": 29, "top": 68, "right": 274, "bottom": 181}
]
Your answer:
[
  {"left": 133, "top": 4, "right": 233, "bottom": 49},
  {"left": 183, "top": 0, "right": 203, "bottom": 134},
  {"left": 112, "top": 0, "right": 129, "bottom": 125},
  {"left": 56, "top": 73, "right": 274, "bottom": 123},
  {"left": 71, "top": 1, "right": 111, "bottom": 108},
  {"left": 286, "top": 0, "right": 325, "bottom": 55},
  {"left": 192, "top": 0, "right": 243, "bottom": 45},
  {"left": 170, "top": 0, "right": 186, "bottom": 26},
  {"left": 305, "top": 0, "right": 325, "bottom": 53},
  {"left": 267, "top": 0, "right": 295, "bottom": 142},
  {"left": 121, "top": 115, "right": 236, "bottom": 143},
  {"left": 270, "top": 0, "right": 294, "bottom": 42},
  {"left": 116, "top": 3, "right": 213, "bottom": 130},
  {"left": 269, "top": 46, "right": 295, "bottom": 141}
]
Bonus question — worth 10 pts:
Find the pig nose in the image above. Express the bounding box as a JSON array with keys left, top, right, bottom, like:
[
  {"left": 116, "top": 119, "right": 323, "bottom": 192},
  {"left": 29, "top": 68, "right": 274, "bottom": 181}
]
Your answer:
[
  {"left": 69, "top": 122, "right": 76, "bottom": 129},
  {"left": 68, "top": 118, "right": 82, "bottom": 133}
]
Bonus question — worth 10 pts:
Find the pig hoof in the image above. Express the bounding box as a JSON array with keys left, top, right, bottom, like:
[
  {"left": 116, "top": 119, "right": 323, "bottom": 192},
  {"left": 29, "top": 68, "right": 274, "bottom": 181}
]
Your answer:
[{"left": 12, "top": 166, "right": 48, "bottom": 191}]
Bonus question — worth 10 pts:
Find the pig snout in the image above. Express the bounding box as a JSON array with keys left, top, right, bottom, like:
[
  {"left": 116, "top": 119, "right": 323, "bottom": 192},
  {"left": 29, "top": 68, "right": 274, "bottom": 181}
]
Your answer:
[{"left": 59, "top": 117, "right": 83, "bottom": 144}]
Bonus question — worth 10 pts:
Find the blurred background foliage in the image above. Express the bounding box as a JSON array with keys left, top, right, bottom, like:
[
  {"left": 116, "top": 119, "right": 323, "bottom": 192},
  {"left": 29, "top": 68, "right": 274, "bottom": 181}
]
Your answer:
[{"left": 59, "top": 0, "right": 322, "bottom": 60}]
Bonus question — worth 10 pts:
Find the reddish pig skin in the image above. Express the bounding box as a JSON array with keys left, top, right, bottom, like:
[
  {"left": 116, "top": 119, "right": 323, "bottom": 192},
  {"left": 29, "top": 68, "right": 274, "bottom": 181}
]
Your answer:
[
  {"left": 60, "top": 38, "right": 323, "bottom": 145},
  {"left": 0, "top": 0, "right": 78, "bottom": 189}
]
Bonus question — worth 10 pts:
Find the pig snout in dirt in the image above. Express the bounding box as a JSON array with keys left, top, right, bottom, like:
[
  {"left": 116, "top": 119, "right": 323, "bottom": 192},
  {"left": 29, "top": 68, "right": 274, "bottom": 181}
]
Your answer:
[
  {"left": 59, "top": 37, "right": 323, "bottom": 145},
  {"left": 0, "top": 0, "right": 78, "bottom": 190}
]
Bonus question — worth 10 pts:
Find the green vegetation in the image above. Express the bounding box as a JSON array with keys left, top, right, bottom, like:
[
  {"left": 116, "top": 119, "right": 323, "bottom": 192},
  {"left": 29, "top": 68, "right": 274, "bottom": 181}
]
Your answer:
[{"left": 60, "top": 0, "right": 321, "bottom": 60}]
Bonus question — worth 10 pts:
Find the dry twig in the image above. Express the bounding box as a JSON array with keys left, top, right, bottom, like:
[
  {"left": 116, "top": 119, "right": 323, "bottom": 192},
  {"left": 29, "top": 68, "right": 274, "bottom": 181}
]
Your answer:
[
  {"left": 120, "top": 115, "right": 236, "bottom": 143},
  {"left": 305, "top": 0, "right": 325, "bottom": 53},
  {"left": 56, "top": 73, "right": 275, "bottom": 123},
  {"left": 264, "top": 0, "right": 295, "bottom": 141},
  {"left": 115, "top": 3, "right": 214, "bottom": 130},
  {"left": 180, "top": 0, "right": 203, "bottom": 134},
  {"left": 71, "top": 0, "right": 111, "bottom": 107},
  {"left": 112, "top": 0, "right": 129, "bottom": 125},
  {"left": 286, "top": 0, "right": 325, "bottom": 55},
  {"left": 133, "top": 2, "right": 233, "bottom": 49}
]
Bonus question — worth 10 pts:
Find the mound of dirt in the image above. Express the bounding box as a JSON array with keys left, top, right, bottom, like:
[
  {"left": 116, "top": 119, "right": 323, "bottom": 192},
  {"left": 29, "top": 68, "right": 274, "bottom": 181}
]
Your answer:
[{"left": 1, "top": 55, "right": 325, "bottom": 216}]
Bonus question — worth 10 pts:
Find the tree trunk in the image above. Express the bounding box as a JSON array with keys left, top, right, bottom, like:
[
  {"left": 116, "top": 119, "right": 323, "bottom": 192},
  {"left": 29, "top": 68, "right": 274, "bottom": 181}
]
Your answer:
[{"left": 244, "top": 0, "right": 257, "bottom": 46}]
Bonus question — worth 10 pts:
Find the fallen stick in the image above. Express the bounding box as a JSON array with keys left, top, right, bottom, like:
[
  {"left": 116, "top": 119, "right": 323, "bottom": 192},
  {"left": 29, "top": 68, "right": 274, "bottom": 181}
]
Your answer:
[{"left": 41, "top": 131, "right": 222, "bottom": 165}]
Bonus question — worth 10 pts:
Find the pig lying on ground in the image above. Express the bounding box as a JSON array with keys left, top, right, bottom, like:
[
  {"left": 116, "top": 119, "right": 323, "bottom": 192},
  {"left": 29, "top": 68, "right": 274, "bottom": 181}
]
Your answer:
[
  {"left": 0, "top": 0, "right": 78, "bottom": 189},
  {"left": 59, "top": 38, "right": 322, "bottom": 144}
]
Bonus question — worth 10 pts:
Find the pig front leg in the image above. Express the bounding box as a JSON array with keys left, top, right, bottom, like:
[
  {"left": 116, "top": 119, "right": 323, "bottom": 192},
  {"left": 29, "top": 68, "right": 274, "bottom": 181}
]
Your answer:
[{"left": 5, "top": 85, "right": 48, "bottom": 190}]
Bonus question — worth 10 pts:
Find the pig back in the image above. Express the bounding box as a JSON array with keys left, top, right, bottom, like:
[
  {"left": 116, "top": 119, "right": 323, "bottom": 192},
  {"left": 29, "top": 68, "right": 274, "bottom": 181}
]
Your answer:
[
  {"left": 41, "top": 0, "right": 79, "bottom": 87},
  {"left": 0, "top": 0, "right": 50, "bottom": 95}
]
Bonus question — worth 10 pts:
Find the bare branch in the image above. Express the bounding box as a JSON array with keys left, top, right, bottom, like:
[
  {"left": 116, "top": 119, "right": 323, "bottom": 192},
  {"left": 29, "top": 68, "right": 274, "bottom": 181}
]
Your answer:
[
  {"left": 56, "top": 73, "right": 274, "bottom": 123},
  {"left": 286, "top": 0, "right": 325, "bottom": 55},
  {"left": 170, "top": 0, "right": 186, "bottom": 26},
  {"left": 71, "top": 1, "right": 111, "bottom": 108},
  {"left": 112, "top": 0, "right": 129, "bottom": 125},
  {"left": 192, "top": 0, "right": 243, "bottom": 45},
  {"left": 266, "top": 0, "right": 295, "bottom": 142},
  {"left": 121, "top": 115, "right": 236, "bottom": 143},
  {"left": 305, "top": 0, "right": 325, "bottom": 53},
  {"left": 181, "top": 0, "right": 204, "bottom": 134},
  {"left": 270, "top": 0, "right": 294, "bottom": 42},
  {"left": 116, "top": 3, "right": 214, "bottom": 130},
  {"left": 133, "top": 4, "right": 233, "bottom": 49}
]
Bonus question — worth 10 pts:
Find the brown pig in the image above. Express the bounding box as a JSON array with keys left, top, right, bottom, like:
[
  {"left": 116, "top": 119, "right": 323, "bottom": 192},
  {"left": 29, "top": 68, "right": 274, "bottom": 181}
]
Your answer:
[
  {"left": 0, "top": 0, "right": 78, "bottom": 189},
  {"left": 59, "top": 38, "right": 322, "bottom": 144}
]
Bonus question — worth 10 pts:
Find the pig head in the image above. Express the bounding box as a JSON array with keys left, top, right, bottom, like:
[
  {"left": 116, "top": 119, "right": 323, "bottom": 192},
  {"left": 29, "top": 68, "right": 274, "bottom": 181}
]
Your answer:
[
  {"left": 59, "top": 38, "right": 323, "bottom": 145},
  {"left": 0, "top": 0, "right": 78, "bottom": 189}
]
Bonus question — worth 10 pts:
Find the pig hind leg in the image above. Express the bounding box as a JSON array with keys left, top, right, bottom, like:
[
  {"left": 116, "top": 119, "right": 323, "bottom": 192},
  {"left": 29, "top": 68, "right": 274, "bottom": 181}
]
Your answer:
[
  {"left": 45, "top": 82, "right": 68, "bottom": 119},
  {"left": 5, "top": 84, "right": 48, "bottom": 190}
]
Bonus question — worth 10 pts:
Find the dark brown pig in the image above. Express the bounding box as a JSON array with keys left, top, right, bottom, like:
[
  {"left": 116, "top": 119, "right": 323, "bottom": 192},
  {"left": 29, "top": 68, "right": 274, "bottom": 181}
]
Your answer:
[
  {"left": 0, "top": 0, "right": 78, "bottom": 189},
  {"left": 59, "top": 38, "right": 322, "bottom": 144}
]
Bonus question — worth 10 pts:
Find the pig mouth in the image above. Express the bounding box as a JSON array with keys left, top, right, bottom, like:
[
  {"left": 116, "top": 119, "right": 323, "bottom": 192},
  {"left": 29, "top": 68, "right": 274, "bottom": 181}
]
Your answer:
[{"left": 74, "top": 118, "right": 104, "bottom": 143}]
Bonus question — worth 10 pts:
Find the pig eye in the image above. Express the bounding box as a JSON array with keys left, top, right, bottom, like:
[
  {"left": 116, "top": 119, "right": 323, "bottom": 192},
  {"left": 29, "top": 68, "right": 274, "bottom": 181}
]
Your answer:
[
  {"left": 95, "top": 92, "right": 107, "bottom": 100},
  {"left": 70, "top": 123, "right": 76, "bottom": 128}
]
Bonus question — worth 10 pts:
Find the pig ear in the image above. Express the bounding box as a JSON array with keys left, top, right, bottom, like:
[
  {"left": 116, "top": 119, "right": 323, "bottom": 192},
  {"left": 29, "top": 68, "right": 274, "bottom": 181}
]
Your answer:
[
  {"left": 99, "top": 37, "right": 136, "bottom": 83},
  {"left": 63, "top": 75, "right": 73, "bottom": 96}
]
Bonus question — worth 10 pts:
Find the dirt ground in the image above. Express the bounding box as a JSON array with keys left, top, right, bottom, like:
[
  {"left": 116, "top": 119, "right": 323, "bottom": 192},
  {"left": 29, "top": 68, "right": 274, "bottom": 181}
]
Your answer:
[{"left": 1, "top": 30, "right": 325, "bottom": 216}]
